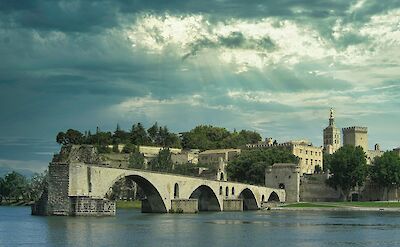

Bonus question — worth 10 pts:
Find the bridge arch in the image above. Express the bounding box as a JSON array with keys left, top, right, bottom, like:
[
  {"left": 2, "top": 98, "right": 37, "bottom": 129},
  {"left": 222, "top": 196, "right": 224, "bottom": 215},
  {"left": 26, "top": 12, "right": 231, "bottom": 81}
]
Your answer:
[
  {"left": 267, "top": 191, "right": 281, "bottom": 202},
  {"left": 107, "top": 174, "right": 167, "bottom": 213},
  {"left": 238, "top": 188, "right": 258, "bottom": 210},
  {"left": 189, "top": 185, "right": 221, "bottom": 211}
]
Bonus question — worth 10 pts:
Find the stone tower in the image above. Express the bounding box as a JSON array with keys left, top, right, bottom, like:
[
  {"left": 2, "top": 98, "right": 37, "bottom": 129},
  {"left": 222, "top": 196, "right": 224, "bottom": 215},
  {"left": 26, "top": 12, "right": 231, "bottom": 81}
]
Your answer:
[
  {"left": 323, "top": 108, "right": 341, "bottom": 154},
  {"left": 342, "top": 126, "right": 368, "bottom": 152}
]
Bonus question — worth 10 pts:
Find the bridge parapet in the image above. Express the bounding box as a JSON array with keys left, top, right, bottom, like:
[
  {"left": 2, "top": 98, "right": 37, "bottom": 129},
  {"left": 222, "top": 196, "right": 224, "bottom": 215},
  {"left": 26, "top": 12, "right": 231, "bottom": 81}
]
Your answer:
[{"left": 34, "top": 162, "right": 285, "bottom": 216}]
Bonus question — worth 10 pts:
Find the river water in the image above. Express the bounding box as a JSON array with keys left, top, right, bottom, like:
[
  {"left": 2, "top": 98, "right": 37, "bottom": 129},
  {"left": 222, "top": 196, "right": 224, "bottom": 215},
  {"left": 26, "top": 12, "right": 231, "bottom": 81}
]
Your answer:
[{"left": 1, "top": 206, "right": 400, "bottom": 247}]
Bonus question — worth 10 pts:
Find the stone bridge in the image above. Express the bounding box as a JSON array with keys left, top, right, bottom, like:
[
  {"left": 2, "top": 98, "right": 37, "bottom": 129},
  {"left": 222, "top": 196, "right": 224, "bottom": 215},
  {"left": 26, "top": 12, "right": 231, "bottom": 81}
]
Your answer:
[{"left": 38, "top": 162, "right": 285, "bottom": 216}]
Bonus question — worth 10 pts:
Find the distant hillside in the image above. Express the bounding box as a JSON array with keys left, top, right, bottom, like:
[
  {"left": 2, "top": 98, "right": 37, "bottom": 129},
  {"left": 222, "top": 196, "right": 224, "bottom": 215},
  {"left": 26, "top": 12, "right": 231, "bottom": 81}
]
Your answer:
[{"left": 0, "top": 166, "right": 36, "bottom": 177}]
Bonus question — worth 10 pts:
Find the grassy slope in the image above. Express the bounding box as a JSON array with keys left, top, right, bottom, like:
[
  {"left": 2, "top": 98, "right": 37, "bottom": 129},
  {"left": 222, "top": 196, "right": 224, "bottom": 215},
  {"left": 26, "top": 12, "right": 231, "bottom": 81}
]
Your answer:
[
  {"left": 116, "top": 200, "right": 142, "bottom": 209},
  {"left": 282, "top": 203, "right": 337, "bottom": 208},
  {"left": 283, "top": 201, "right": 400, "bottom": 208}
]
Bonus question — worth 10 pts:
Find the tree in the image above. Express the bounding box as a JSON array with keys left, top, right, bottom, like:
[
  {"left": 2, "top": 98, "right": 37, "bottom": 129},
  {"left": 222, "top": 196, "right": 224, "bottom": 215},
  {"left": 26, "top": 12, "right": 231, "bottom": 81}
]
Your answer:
[
  {"left": 122, "top": 143, "right": 136, "bottom": 153},
  {"left": 150, "top": 148, "right": 173, "bottom": 172},
  {"left": 130, "top": 123, "right": 151, "bottom": 145},
  {"left": 1, "top": 172, "right": 28, "bottom": 202},
  {"left": 370, "top": 151, "right": 400, "bottom": 200},
  {"left": 323, "top": 153, "right": 332, "bottom": 172},
  {"left": 112, "top": 124, "right": 130, "bottom": 144},
  {"left": 0, "top": 177, "right": 5, "bottom": 203},
  {"left": 147, "top": 122, "right": 159, "bottom": 143},
  {"left": 28, "top": 171, "right": 48, "bottom": 202},
  {"left": 128, "top": 146, "right": 145, "bottom": 169},
  {"left": 327, "top": 145, "right": 368, "bottom": 201},
  {"left": 227, "top": 147, "right": 299, "bottom": 185},
  {"left": 112, "top": 144, "right": 120, "bottom": 153},
  {"left": 181, "top": 125, "right": 261, "bottom": 150},
  {"left": 56, "top": 129, "right": 84, "bottom": 145}
]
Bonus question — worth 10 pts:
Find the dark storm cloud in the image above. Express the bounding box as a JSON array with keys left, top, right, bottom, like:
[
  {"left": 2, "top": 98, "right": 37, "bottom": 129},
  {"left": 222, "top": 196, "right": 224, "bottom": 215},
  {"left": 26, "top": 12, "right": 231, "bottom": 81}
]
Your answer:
[
  {"left": 1, "top": 0, "right": 400, "bottom": 172},
  {"left": 183, "top": 32, "right": 276, "bottom": 60},
  {"left": 0, "top": 0, "right": 398, "bottom": 34},
  {"left": 0, "top": 0, "right": 119, "bottom": 32},
  {"left": 117, "top": 0, "right": 354, "bottom": 19}
]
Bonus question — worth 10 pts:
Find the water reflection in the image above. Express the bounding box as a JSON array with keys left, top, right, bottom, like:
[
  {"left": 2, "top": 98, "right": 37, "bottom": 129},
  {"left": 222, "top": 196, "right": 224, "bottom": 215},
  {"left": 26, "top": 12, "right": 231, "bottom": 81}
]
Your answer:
[{"left": 2, "top": 207, "right": 400, "bottom": 247}]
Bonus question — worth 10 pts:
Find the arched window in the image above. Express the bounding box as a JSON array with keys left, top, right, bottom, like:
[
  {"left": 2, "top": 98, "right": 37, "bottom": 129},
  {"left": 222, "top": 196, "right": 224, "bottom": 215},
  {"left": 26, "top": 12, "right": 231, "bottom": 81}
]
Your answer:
[
  {"left": 225, "top": 187, "right": 229, "bottom": 196},
  {"left": 219, "top": 186, "right": 223, "bottom": 195},
  {"left": 231, "top": 187, "right": 235, "bottom": 195},
  {"left": 220, "top": 172, "right": 224, "bottom": 180},
  {"left": 174, "top": 183, "right": 179, "bottom": 199}
]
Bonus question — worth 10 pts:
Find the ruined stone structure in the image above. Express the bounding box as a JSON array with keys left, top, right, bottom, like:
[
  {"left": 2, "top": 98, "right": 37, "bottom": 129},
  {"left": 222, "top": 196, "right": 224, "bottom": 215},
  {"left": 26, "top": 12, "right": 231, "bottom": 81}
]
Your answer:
[
  {"left": 33, "top": 145, "right": 284, "bottom": 216},
  {"left": 265, "top": 163, "right": 300, "bottom": 202},
  {"left": 171, "top": 149, "right": 199, "bottom": 165},
  {"left": 246, "top": 137, "right": 274, "bottom": 148},
  {"left": 265, "top": 164, "right": 342, "bottom": 202},
  {"left": 247, "top": 140, "right": 323, "bottom": 175},
  {"left": 323, "top": 108, "right": 341, "bottom": 154},
  {"left": 299, "top": 174, "right": 341, "bottom": 202},
  {"left": 198, "top": 149, "right": 241, "bottom": 181}
]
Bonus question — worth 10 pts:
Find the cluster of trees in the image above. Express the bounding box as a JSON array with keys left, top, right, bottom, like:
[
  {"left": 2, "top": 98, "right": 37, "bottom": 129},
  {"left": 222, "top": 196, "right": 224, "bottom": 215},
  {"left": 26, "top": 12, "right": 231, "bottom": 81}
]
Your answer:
[
  {"left": 127, "top": 148, "right": 174, "bottom": 172},
  {"left": 56, "top": 124, "right": 263, "bottom": 152},
  {"left": 126, "top": 147, "right": 215, "bottom": 175},
  {"left": 181, "top": 125, "right": 261, "bottom": 150},
  {"left": 325, "top": 145, "right": 400, "bottom": 200},
  {"left": 0, "top": 171, "right": 48, "bottom": 204},
  {"left": 56, "top": 122, "right": 181, "bottom": 150},
  {"left": 227, "top": 147, "right": 299, "bottom": 185}
]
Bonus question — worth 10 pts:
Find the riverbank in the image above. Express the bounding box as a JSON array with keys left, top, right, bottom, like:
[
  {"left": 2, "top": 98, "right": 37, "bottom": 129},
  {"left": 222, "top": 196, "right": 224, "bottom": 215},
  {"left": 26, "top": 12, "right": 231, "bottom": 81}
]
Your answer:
[
  {"left": 0, "top": 201, "right": 33, "bottom": 206},
  {"left": 273, "top": 201, "right": 400, "bottom": 212}
]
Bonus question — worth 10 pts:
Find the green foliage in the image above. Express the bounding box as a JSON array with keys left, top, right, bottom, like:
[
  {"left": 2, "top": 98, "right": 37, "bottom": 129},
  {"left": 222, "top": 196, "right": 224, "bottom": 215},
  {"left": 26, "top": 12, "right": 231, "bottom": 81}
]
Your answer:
[
  {"left": 130, "top": 123, "right": 151, "bottom": 145},
  {"left": 181, "top": 125, "right": 261, "bottom": 150},
  {"left": 122, "top": 143, "right": 136, "bottom": 153},
  {"left": 56, "top": 129, "right": 84, "bottom": 145},
  {"left": 56, "top": 122, "right": 182, "bottom": 149},
  {"left": 128, "top": 146, "right": 145, "bottom": 169},
  {"left": 112, "top": 144, "right": 120, "bottom": 153},
  {"left": 173, "top": 163, "right": 194, "bottom": 176},
  {"left": 55, "top": 124, "right": 260, "bottom": 150},
  {"left": 314, "top": 165, "right": 322, "bottom": 174},
  {"left": 113, "top": 124, "right": 130, "bottom": 144},
  {"left": 0, "top": 171, "right": 28, "bottom": 202},
  {"left": 149, "top": 148, "right": 173, "bottom": 172},
  {"left": 0, "top": 177, "right": 5, "bottom": 203},
  {"left": 327, "top": 145, "right": 368, "bottom": 200},
  {"left": 226, "top": 147, "right": 299, "bottom": 185},
  {"left": 323, "top": 153, "right": 332, "bottom": 172},
  {"left": 96, "top": 144, "right": 111, "bottom": 153},
  {"left": 27, "top": 171, "right": 48, "bottom": 202},
  {"left": 91, "top": 131, "right": 113, "bottom": 146},
  {"left": 370, "top": 151, "right": 400, "bottom": 188}
]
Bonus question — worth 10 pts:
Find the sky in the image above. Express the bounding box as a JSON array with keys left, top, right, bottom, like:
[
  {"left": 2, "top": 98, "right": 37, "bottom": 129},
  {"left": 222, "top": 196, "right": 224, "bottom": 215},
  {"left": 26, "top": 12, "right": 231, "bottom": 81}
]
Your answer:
[{"left": 1, "top": 0, "right": 400, "bottom": 175}]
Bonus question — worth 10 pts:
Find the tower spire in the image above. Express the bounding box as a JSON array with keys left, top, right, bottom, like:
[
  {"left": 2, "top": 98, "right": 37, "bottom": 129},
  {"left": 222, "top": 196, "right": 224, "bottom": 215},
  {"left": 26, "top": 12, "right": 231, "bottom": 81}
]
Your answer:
[{"left": 329, "top": 108, "right": 335, "bottom": 126}]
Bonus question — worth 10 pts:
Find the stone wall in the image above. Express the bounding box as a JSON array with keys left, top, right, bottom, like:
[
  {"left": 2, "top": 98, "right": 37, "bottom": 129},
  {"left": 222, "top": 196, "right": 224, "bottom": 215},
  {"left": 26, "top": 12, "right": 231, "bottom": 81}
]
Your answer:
[
  {"left": 170, "top": 199, "right": 198, "bottom": 213},
  {"left": 223, "top": 199, "right": 243, "bottom": 211},
  {"left": 70, "top": 197, "right": 115, "bottom": 216},
  {"left": 47, "top": 162, "right": 71, "bottom": 215},
  {"left": 358, "top": 181, "right": 399, "bottom": 201},
  {"left": 31, "top": 189, "right": 48, "bottom": 215},
  {"left": 265, "top": 163, "right": 300, "bottom": 202},
  {"left": 300, "top": 174, "right": 341, "bottom": 202}
]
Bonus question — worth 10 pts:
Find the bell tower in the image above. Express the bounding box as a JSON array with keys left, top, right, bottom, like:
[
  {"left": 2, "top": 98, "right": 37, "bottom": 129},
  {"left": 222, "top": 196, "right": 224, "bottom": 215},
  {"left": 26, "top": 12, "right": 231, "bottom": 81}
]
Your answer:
[{"left": 323, "top": 108, "right": 341, "bottom": 154}]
